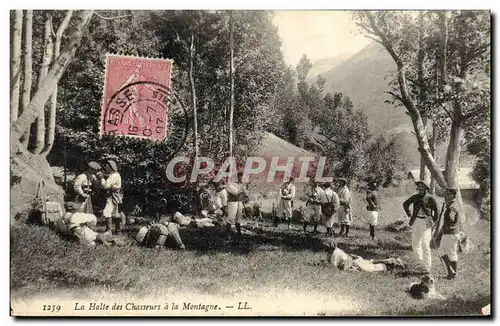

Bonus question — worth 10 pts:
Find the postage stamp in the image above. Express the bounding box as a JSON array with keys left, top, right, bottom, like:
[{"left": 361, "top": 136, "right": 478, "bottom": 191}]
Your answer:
[{"left": 100, "top": 54, "right": 174, "bottom": 141}]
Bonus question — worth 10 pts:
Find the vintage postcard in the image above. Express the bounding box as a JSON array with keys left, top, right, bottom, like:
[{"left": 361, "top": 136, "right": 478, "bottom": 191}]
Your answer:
[{"left": 9, "top": 9, "right": 491, "bottom": 317}]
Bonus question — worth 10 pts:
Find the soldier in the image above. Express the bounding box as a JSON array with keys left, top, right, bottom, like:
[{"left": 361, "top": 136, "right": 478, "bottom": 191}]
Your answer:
[
  {"left": 302, "top": 182, "right": 323, "bottom": 234},
  {"left": 337, "top": 178, "right": 352, "bottom": 236},
  {"left": 213, "top": 181, "right": 228, "bottom": 223},
  {"left": 73, "top": 161, "right": 101, "bottom": 214},
  {"left": 438, "top": 188, "right": 461, "bottom": 280},
  {"left": 276, "top": 177, "right": 296, "bottom": 229},
  {"left": 365, "top": 182, "right": 381, "bottom": 240},
  {"left": 224, "top": 172, "right": 247, "bottom": 242},
  {"left": 403, "top": 180, "right": 439, "bottom": 274},
  {"left": 97, "top": 160, "right": 124, "bottom": 234},
  {"left": 323, "top": 182, "right": 339, "bottom": 237},
  {"left": 136, "top": 219, "right": 186, "bottom": 250},
  {"left": 56, "top": 202, "right": 113, "bottom": 246},
  {"left": 320, "top": 238, "right": 405, "bottom": 272}
]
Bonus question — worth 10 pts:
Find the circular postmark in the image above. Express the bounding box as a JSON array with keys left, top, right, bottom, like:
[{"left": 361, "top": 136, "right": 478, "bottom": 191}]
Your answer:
[{"left": 102, "top": 81, "right": 189, "bottom": 161}]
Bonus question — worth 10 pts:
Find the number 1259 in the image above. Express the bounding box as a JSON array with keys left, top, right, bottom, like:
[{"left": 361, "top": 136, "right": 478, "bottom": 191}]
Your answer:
[{"left": 43, "top": 304, "right": 61, "bottom": 313}]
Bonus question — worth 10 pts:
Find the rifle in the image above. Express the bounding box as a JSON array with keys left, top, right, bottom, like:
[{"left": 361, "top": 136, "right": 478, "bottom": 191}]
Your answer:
[{"left": 431, "top": 202, "right": 446, "bottom": 249}]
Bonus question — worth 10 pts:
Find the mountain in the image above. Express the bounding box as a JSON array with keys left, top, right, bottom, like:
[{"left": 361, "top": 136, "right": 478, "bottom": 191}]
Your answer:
[
  {"left": 307, "top": 53, "right": 354, "bottom": 80},
  {"left": 318, "top": 42, "right": 406, "bottom": 132},
  {"left": 316, "top": 42, "right": 477, "bottom": 168}
]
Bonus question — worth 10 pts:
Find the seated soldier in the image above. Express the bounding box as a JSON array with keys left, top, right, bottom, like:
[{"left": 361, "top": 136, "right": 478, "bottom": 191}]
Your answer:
[
  {"left": 319, "top": 238, "right": 405, "bottom": 272},
  {"left": 56, "top": 202, "right": 113, "bottom": 246},
  {"left": 211, "top": 181, "right": 228, "bottom": 223}
]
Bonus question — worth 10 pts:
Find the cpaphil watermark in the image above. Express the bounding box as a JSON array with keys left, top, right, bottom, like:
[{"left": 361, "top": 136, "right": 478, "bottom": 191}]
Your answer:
[{"left": 165, "top": 156, "right": 333, "bottom": 184}]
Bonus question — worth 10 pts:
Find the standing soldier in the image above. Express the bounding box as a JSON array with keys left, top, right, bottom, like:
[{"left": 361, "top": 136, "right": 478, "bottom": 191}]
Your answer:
[
  {"left": 403, "top": 180, "right": 439, "bottom": 274},
  {"left": 365, "top": 182, "right": 381, "bottom": 240},
  {"left": 73, "top": 162, "right": 101, "bottom": 214},
  {"left": 97, "top": 160, "right": 124, "bottom": 234},
  {"left": 225, "top": 172, "right": 247, "bottom": 242},
  {"left": 213, "top": 181, "right": 228, "bottom": 223},
  {"left": 323, "top": 182, "right": 339, "bottom": 237},
  {"left": 276, "top": 177, "right": 296, "bottom": 229},
  {"left": 337, "top": 178, "right": 352, "bottom": 236},
  {"left": 438, "top": 188, "right": 461, "bottom": 280},
  {"left": 302, "top": 182, "right": 324, "bottom": 234}
]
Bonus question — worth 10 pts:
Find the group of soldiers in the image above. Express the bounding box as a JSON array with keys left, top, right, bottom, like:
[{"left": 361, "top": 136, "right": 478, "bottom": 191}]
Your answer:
[
  {"left": 41, "top": 160, "right": 125, "bottom": 247},
  {"left": 273, "top": 177, "right": 462, "bottom": 280},
  {"left": 59, "top": 161, "right": 462, "bottom": 280},
  {"left": 403, "top": 180, "right": 462, "bottom": 280},
  {"left": 275, "top": 177, "right": 380, "bottom": 240},
  {"left": 72, "top": 160, "right": 124, "bottom": 234}
]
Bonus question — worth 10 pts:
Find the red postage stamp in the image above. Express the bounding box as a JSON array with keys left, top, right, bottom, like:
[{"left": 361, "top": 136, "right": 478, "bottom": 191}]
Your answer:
[{"left": 100, "top": 54, "right": 173, "bottom": 141}]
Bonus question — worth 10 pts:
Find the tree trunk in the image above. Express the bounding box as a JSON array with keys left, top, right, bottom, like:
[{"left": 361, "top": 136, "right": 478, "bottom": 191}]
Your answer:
[
  {"left": 444, "top": 117, "right": 463, "bottom": 190},
  {"left": 21, "top": 10, "right": 33, "bottom": 111},
  {"left": 417, "top": 12, "right": 427, "bottom": 184},
  {"left": 189, "top": 33, "right": 199, "bottom": 158},
  {"left": 33, "top": 14, "right": 54, "bottom": 154},
  {"left": 10, "top": 10, "right": 94, "bottom": 156},
  {"left": 364, "top": 12, "right": 448, "bottom": 190},
  {"left": 430, "top": 121, "right": 438, "bottom": 194},
  {"left": 228, "top": 10, "right": 234, "bottom": 159},
  {"left": 41, "top": 10, "right": 74, "bottom": 156},
  {"left": 398, "top": 70, "right": 447, "bottom": 190},
  {"left": 20, "top": 10, "right": 32, "bottom": 147},
  {"left": 419, "top": 117, "right": 428, "bottom": 182},
  {"left": 445, "top": 115, "right": 465, "bottom": 228},
  {"left": 10, "top": 10, "right": 23, "bottom": 122}
]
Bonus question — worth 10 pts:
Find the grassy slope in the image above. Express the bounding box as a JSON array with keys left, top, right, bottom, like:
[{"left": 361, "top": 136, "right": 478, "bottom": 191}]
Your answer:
[{"left": 11, "top": 186, "right": 490, "bottom": 316}]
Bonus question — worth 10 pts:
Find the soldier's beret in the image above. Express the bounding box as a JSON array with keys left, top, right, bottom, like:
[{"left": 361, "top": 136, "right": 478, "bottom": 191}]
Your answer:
[{"left": 88, "top": 161, "right": 102, "bottom": 170}]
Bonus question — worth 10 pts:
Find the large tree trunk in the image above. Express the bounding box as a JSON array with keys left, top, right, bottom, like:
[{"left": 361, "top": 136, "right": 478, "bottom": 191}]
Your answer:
[
  {"left": 444, "top": 118, "right": 463, "bottom": 189},
  {"left": 41, "top": 10, "right": 74, "bottom": 156},
  {"left": 430, "top": 121, "right": 438, "bottom": 194},
  {"left": 445, "top": 115, "right": 465, "bottom": 228},
  {"left": 417, "top": 12, "right": 427, "bottom": 184},
  {"left": 10, "top": 10, "right": 94, "bottom": 156},
  {"left": 189, "top": 33, "right": 199, "bottom": 158},
  {"left": 419, "top": 117, "right": 428, "bottom": 182},
  {"left": 228, "top": 11, "right": 234, "bottom": 159},
  {"left": 10, "top": 10, "right": 23, "bottom": 122},
  {"left": 32, "top": 14, "right": 54, "bottom": 154},
  {"left": 20, "top": 10, "right": 33, "bottom": 147}
]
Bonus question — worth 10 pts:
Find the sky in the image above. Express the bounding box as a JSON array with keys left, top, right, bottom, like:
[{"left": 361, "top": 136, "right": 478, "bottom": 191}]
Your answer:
[{"left": 273, "top": 11, "right": 373, "bottom": 66}]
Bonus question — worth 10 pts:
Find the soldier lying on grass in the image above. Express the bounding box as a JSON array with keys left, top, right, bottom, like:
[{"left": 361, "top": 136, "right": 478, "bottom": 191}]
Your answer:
[
  {"left": 55, "top": 202, "right": 121, "bottom": 247},
  {"left": 312, "top": 238, "right": 405, "bottom": 272}
]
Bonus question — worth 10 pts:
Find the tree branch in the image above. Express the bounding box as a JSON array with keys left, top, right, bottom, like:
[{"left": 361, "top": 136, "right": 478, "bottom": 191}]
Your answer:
[
  {"left": 439, "top": 102, "right": 455, "bottom": 121},
  {"left": 387, "top": 91, "right": 403, "bottom": 103},
  {"left": 94, "top": 12, "right": 132, "bottom": 20},
  {"left": 363, "top": 34, "right": 383, "bottom": 44}
]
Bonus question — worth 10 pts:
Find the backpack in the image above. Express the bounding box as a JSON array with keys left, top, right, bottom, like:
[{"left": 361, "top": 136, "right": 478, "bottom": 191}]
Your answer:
[
  {"left": 136, "top": 224, "right": 169, "bottom": 248},
  {"left": 322, "top": 191, "right": 335, "bottom": 216}
]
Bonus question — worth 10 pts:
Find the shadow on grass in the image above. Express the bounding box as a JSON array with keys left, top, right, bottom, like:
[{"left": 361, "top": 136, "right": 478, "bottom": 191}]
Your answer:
[
  {"left": 41, "top": 269, "right": 125, "bottom": 289},
  {"left": 380, "top": 295, "right": 491, "bottom": 316},
  {"left": 175, "top": 223, "right": 328, "bottom": 256}
]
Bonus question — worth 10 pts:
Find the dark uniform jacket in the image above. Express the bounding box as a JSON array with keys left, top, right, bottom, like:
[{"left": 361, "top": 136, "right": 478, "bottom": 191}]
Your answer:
[
  {"left": 403, "top": 193, "right": 439, "bottom": 225},
  {"left": 442, "top": 201, "right": 460, "bottom": 234},
  {"left": 366, "top": 190, "right": 379, "bottom": 211}
]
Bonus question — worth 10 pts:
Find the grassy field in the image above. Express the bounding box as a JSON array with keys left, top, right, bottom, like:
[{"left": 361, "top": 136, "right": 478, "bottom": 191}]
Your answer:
[{"left": 10, "top": 188, "right": 491, "bottom": 316}]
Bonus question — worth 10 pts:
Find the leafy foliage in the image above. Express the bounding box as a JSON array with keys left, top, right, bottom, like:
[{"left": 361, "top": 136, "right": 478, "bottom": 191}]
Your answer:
[{"left": 44, "top": 10, "right": 288, "bottom": 215}]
